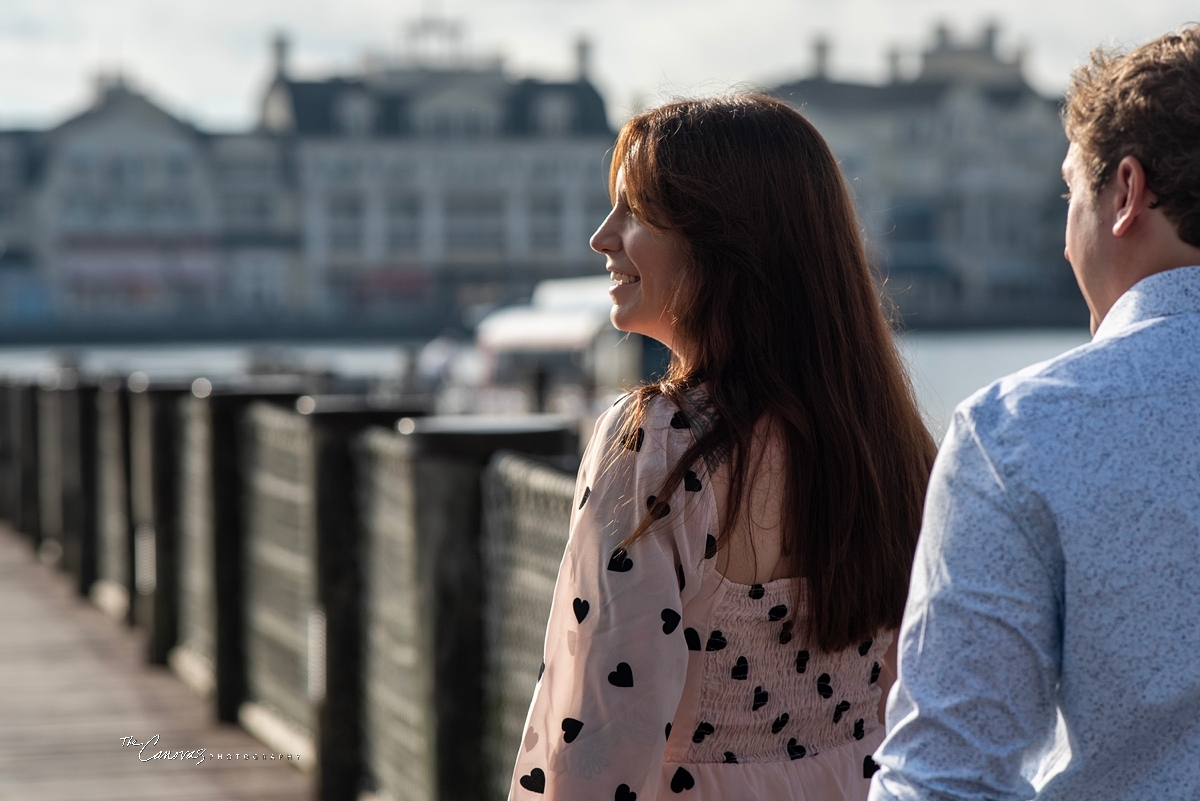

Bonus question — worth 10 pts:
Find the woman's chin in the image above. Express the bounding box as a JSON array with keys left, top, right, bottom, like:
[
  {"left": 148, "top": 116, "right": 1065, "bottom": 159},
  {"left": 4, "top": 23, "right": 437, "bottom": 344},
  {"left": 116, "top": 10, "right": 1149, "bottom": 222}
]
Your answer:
[{"left": 609, "top": 305, "right": 636, "bottom": 333}]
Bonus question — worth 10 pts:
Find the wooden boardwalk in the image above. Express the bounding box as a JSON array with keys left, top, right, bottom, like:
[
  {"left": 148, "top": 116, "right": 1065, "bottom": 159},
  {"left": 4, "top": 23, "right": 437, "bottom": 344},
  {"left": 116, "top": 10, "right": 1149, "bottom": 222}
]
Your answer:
[{"left": 0, "top": 527, "right": 314, "bottom": 800}]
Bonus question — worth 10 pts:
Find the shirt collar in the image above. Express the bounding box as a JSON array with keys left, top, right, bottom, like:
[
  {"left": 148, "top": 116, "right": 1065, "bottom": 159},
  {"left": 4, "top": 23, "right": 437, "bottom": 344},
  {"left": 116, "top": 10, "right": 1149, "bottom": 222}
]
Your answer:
[{"left": 1094, "top": 264, "right": 1200, "bottom": 341}]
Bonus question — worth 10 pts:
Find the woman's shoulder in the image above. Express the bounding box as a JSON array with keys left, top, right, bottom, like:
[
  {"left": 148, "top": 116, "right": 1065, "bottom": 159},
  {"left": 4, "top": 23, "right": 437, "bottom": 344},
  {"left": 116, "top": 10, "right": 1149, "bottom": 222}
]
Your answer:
[{"left": 593, "top": 389, "right": 705, "bottom": 454}]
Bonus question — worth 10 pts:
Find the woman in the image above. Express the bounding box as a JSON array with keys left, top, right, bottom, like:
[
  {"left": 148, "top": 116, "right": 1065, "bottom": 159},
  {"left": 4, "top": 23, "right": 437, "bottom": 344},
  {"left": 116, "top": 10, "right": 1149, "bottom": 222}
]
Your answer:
[{"left": 510, "top": 94, "right": 936, "bottom": 800}]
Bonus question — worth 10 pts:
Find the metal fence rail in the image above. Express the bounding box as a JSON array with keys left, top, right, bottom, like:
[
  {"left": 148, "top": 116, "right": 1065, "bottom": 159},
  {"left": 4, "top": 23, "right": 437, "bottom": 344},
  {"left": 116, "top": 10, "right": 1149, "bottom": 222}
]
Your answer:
[
  {"left": 242, "top": 398, "right": 418, "bottom": 801},
  {"left": 481, "top": 452, "right": 573, "bottom": 801},
  {"left": 128, "top": 383, "right": 191, "bottom": 664},
  {"left": 0, "top": 381, "right": 40, "bottom": 542},
  {"left": 93, "top": 378, "right": 133, "bottom": 622},
  {"left": 175, "top": 394, "right": 219, "bottom": 701},
  {"left": 242, "top": 401, "right": 318, "bottom": 741},
  {"left": 357, "top": 417, "right": 576, "bottom": 801}
]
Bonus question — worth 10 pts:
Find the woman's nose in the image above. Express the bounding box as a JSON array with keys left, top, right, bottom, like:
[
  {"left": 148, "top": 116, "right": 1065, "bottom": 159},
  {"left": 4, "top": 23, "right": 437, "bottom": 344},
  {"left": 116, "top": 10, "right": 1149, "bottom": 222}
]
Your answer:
[{"left": 589, "top": 211, "right": 620, "bottom": 255}]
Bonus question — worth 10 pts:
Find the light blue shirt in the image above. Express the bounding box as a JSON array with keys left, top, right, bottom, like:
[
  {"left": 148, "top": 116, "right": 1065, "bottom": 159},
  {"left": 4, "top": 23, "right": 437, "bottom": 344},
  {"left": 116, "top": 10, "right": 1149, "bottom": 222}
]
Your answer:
[{"left": 870, "top": 265, "right": 1200, "bottom": 801}]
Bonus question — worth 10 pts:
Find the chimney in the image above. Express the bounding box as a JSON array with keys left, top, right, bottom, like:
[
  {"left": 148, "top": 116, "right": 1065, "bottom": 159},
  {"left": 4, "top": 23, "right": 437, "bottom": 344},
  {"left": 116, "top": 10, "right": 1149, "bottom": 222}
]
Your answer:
[
  {"left": 813, "top": 36, "right": 830, "bottom": 80},
  {"left": 982, "top": 22, "right": 999, "bottom": 54},
  {"left": 935, "top": 23, "right": 951, "bottom": 51},
  {"left": 887, "top": 46, "right": 901, "bottom": 83},
  {"left": 272, "top": 32, "right": 290, "bottom": 79},
  {"left": 575, "top": 36, "right": 592, "bottom": 82}
]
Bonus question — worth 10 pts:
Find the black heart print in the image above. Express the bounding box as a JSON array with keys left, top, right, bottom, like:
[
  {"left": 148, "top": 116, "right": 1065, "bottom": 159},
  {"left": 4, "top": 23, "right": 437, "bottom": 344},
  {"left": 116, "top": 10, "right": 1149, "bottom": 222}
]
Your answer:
[
  {"left": 748, "top": 584, "right": 765, "bottom": 599},
  {"left": 731, "top": 656, "right": 748, "bottom": 681},
  {"left": 816, "top": 673, "right": 833, "bottom": 698},
  {"left": 768, "top": 604, "right": 787, "bottom": 621},
  {"left": 787, "top": 739, "right": 806, "bottom": 760},
  {"left": 623, "top": 427, "right": 645, "bottom": 451},
  {"left": 704, "top": 534, "right": 717, "bottom": 559},
  {"left": 615, "top": 784, "right": 638, "bottom": 801},
  {"left": 562, "top": 717, "right": 584, "bottom": 743},
  {"left": 723, "top": 751, "right": 738, "bottom": 763},
  {"left": 684, "top": 628, "right": 701, "bottom": 651},
  {"left": 669, "top": 767, "right": 695, "bottom": 793},
  {"left": 608, "top": 662, "right": 634, "bottom": 687},
  {"left": 752, "top": 686, "right": 769, "bottom": 710},
  {"left": 665, "top": 722, "right": 672, "bottom": 740},
  {"left": 573, "top": 598, "right": 589, "bottom": 624},
  {"left": 538, "top": 661, "right": 545, "bottom": 681},
  {"left": 677, "top": 564, "right": 686, "bottom": 590},
  {"left": 607, "top": 548, "right": 633, "bottom": 572},
  {"left": 779, "top": 621, "right": 793, "bottom": 645},
  {"left": 870, "top": 662, "right": 881, "bottom": 684},
  {"left": 519, "top": 768, "right": 546, "bottom": 793},
  {"left": 670, "top": 411, "right": 691, "bottom": 429},
  {"left": 795, "top": 650, "right": 810, "bottom": 674},
  {"left": 579, "top": 486, "right": 591, "bottom": 509},
  {"left": 853, "top": 718, "right": 865, "bottom": 740},
  {"left": 705, "top": 630, "right": 727, "bottom": 651},
  {"left": 661, "top": 608, "right": 681, "bottom": 634},
  {"left": 771, "top": 712, "right": 790, "bottom": 733},
  {"left": 833, "top": 700, "right": 851, "bottom": 723},
  {"left": 859, "top": 639, "right": 873, "bottom": 656},
  {"left": 647, "top": 495, "right": 670, "bottom": 519},
  {"left": 691, "top": 722, "right": 714, "bottom": 743},
  {"left": 863, "top": 755, "right": 881, "bottom": 778},
  {"left": 685, "top": 470, "right": 703, "bottom": 492}
]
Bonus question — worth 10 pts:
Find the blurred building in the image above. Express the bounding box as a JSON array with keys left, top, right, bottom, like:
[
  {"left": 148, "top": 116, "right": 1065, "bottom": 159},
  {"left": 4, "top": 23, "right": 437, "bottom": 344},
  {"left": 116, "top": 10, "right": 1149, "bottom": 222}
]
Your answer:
[
  {"left": 0, "top": 20, "right": 614, "bottom": 338},
  {"left": 772, "top": 23, "right": 1081, "bottom": 325},
  {"left": 0, "top": 19, "right": 1083, "bottom": 337}
]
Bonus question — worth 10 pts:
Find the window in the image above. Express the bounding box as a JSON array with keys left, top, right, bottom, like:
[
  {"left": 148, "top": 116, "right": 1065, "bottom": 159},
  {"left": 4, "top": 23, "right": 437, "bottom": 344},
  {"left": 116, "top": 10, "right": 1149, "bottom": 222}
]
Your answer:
[
  {"left": 337, "top": 93, "right": 376, "bottom": 137},
  {"left": 529, "top": 192, "right": 562, "bottom": 254},
  {"left": 445, "top": 193, "right": 504, "bottom": 258},
  {"left": 328, "top": 193, "right": 364, "bottom": 254},
  {"left": 387, "top": 194, "right": 421, "bottom": 256},
  {"left": 223, "top": 194, "right": 273, "bottom": 227},
  {"left": 535, "top": 94, "right": 573, "bottom": 136}
]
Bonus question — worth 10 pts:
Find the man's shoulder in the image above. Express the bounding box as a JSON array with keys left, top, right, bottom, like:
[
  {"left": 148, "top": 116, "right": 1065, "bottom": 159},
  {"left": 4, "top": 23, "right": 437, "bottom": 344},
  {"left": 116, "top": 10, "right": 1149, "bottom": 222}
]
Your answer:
[{"left": 953, "top": 334, "right": 1124, "bottom": 444}]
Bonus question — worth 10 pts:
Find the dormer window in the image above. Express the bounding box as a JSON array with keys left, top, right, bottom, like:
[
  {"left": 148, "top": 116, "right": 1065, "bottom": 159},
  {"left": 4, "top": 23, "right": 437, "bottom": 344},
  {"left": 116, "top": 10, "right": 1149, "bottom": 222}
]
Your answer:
[
  {"left": 414, "top": 86, "right": 502, "bottom": 138},
  {"left": 535, "top": 93, "right": 573, "bottom": 136},
  {"left": 337, "top": 92, "right": 376, "bottom": 136}
]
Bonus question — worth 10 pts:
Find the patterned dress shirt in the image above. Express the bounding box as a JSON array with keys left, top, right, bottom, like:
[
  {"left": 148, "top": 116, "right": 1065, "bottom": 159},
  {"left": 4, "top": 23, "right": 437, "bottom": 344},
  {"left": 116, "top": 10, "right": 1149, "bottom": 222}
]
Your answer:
[{"left": 870, "top": 265, "right": 1200, "bottom": 801}]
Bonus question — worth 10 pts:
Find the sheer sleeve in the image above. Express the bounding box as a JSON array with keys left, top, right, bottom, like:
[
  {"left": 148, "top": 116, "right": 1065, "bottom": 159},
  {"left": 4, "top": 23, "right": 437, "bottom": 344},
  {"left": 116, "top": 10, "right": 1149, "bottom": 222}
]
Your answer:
[{"left": 509, "top": 395, "right": 714, "bottom": 800}]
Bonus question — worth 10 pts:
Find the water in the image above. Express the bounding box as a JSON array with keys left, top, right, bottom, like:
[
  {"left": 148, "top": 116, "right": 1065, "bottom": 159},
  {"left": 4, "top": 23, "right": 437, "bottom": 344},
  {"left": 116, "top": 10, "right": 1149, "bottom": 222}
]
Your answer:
[{"left": 0, "top": 330, "right": 1093, "bottom": 442}]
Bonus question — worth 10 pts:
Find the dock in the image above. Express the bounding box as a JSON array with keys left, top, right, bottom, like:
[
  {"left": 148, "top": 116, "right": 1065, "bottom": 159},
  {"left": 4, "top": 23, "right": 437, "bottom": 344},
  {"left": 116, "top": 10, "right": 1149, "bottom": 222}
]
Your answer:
[{"left": 0, "top": 526, "right": 314, "bottom": 801}]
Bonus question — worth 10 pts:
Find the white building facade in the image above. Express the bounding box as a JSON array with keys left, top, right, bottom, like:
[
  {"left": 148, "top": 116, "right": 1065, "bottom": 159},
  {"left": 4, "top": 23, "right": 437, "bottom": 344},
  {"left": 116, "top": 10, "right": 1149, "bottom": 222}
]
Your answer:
[
  {"left": 0, "top": 31, "right": 614, "bottom": 337},
  {"left": 772, "top": 24, "right": 1080, "bottom": 325}
]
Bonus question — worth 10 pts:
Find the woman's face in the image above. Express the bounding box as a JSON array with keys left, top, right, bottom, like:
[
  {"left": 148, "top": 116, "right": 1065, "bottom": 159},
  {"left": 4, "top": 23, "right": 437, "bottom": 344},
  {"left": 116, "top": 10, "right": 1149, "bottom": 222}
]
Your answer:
[{"left": 589, "top": 167, "right": 688, "bottom": 354}]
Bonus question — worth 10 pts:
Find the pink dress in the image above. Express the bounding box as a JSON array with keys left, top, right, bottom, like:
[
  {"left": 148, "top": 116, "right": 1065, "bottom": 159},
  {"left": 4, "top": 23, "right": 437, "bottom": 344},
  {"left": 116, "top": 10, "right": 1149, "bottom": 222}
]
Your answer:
[{"left": 510, "top": 391, "right": 891, "bottom": 800}]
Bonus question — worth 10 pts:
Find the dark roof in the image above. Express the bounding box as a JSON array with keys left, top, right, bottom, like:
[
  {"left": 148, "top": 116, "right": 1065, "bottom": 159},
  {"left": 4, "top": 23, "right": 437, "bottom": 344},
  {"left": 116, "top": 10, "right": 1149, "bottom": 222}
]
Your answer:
[
  {"left": 771, "top": 78, "right": 947, "bottom": 113},
  {"left": 771, "top": 76, "right": 1057, "bottom": 114},
  {"left": 506, "top": 79, "right": 611, "bottom": 136},
  {"left": 272, "top": 73, "right": 612, "bottom": 138},
  {"left": 0, "top": 129, "right": 46, "bottom": 186}
]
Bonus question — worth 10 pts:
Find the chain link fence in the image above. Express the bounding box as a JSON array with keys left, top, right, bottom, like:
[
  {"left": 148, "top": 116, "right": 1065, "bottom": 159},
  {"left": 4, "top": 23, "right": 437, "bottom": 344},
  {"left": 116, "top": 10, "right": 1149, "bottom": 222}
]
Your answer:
[{"left": 481, "top": 452, "right": 573, "bottom": 801}]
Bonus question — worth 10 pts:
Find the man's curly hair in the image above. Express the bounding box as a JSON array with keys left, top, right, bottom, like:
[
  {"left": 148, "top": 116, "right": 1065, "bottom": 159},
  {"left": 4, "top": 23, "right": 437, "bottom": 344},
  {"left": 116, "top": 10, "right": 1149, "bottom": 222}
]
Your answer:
[{"left": 1064, "top": 25, "right": 1200, "bottom": 246}]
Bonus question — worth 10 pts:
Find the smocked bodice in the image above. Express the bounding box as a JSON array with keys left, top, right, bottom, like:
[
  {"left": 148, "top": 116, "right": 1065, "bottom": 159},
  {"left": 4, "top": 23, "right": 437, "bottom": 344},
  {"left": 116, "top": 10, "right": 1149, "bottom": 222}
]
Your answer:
[{"left": 669, "top": 570, "right": 891, "bottom": 765}]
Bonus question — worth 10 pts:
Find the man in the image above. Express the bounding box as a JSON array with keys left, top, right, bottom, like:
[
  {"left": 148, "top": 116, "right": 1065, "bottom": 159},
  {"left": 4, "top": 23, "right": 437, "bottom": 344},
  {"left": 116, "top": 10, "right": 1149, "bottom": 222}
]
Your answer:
[{"left": 870, "top": 26, "right": 1200, "bottom": 801}]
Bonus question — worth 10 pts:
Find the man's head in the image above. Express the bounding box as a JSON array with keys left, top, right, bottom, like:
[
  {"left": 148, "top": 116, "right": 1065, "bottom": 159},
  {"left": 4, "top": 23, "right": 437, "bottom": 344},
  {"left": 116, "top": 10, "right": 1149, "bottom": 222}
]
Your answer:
[{"left": 1062, "top": 25, "right": 1200, "bottom": 333}]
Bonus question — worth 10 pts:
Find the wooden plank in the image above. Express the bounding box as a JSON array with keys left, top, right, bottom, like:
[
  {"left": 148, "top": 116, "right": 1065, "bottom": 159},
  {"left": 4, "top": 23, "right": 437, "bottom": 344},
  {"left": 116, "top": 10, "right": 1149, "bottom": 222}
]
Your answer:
[{"left": 0, "top": 525, "right": 314, "bottom": 800}]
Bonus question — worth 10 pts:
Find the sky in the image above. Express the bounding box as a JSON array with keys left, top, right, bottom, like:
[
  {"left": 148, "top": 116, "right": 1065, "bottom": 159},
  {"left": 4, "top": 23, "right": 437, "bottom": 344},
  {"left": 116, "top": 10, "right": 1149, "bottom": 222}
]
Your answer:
[{"left": 2, "top": 0, "right": 1197, "bottom": 131}]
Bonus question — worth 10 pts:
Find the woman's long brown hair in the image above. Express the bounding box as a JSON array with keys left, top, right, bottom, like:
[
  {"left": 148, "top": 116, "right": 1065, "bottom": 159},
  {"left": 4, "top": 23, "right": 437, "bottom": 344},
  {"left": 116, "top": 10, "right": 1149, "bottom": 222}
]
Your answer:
[{"left": 612, "top": 94, "right": 937, "bottom": 653}]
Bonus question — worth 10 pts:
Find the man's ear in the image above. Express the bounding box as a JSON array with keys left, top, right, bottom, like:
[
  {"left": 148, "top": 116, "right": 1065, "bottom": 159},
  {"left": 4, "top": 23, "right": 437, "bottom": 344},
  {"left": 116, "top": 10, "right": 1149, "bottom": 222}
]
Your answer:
[{"left": 1112, "top": 155, "right": 1155, "bottom": 238}]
